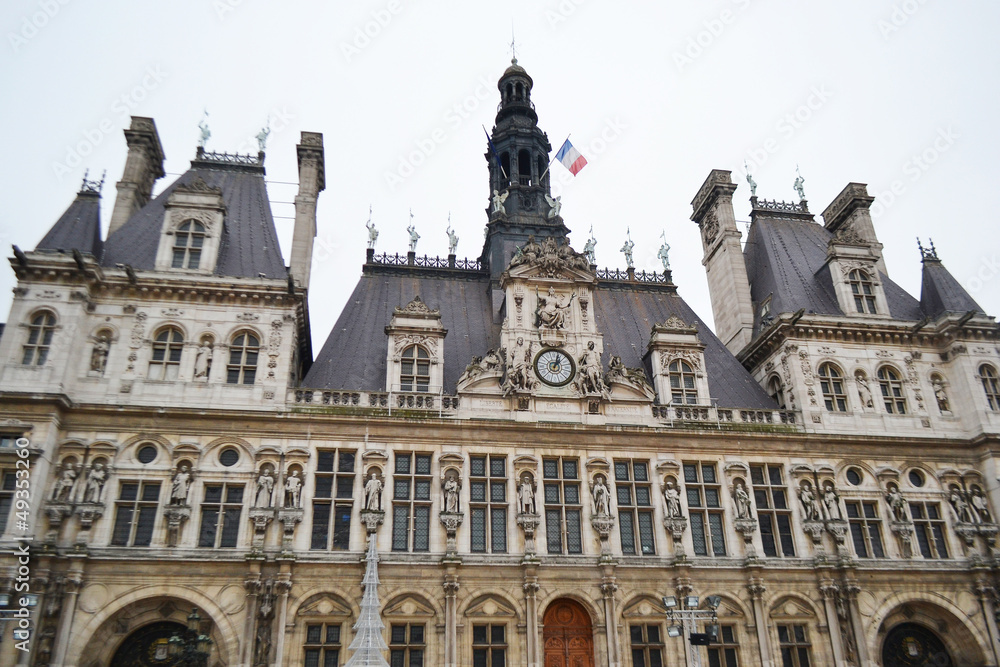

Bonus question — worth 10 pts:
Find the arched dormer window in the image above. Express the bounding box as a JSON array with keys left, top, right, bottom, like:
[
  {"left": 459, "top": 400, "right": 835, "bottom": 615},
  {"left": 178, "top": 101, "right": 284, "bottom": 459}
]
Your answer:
[
  {"left": 227, "top": 331, "right": 260, "bottom": 385},
  {"left": 877, "top": 366, "right": 906, "bottom": 414},
  {"left": 400, "top": 345, "right": 430, "bottom": 392},
  {"left": 767, "top": 375, "right": 785, "bottom": 409},
  {"left": 980, "top": 364, "right": 1000, "bottom": 411},
  {"left": 149, "top": 327, "right": 183, "bottom": 381},
  {"left": 172, "top": 220, "right": 205, "bottom": 269},
  {"left": 818, "top": 363, "right": 848, "bottom": 412},
  {"left": 22, "top": 310, "right": 56, "bottom": 365},
  {"left": 848, "top": 269, "right": 877, "bottom": 314},
  {"left": 668, "top": 360, "right": 697, "bottom": 405}
]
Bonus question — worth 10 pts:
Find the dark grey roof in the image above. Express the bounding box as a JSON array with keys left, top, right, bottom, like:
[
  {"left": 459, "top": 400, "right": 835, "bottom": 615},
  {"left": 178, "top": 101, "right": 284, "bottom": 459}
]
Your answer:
[
  {"left": 744, "top": 216, "right": 923, "bottom": 332},
  {"left": 920, "top": 258, "right": 985, "bottom": 318},
  {"left": 305, "top": 266, "right": 776, "bottom": 409},
  {"left": 101, "top": 165, "right": 286, "bottom": 279},
  {"left": 35, "top": 191, "right": 103, "bottom": 257}
]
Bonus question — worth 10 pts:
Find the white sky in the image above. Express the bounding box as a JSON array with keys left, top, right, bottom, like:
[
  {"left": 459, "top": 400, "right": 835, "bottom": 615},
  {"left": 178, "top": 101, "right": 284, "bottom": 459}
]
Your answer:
[{"left": 3, "top": 0, "right": 998, "bottom": 355}]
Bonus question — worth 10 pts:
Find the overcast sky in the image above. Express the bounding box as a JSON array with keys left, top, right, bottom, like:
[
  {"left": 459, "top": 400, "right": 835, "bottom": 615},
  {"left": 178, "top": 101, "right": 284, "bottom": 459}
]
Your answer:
[{"left": 3, "top": 0, "right": 998, "bottom": 355}]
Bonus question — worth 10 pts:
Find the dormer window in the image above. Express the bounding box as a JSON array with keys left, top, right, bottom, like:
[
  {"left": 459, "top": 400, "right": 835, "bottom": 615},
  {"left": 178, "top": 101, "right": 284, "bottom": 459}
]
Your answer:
[
  {"left": 400, "top": 345, "right": 430, "bottom": 392},
  {"left": 767, "top": 375, "right": 785, "bottom": 409},
  {"left": 668, "top": 360, "right": 698, "bottom": 405},
  {"left": 172, "top": 220, "right": 205, "bottom": 269},
  {"left": 848, "top": 269, "right": 877, "bottom": 314},
  {"left": 22, "top": 310, "right": 56, "bottom": 365}
]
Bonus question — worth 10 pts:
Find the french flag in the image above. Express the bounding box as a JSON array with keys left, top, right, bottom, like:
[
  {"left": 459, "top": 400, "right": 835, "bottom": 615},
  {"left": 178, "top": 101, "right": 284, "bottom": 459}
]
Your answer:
[{"left": 555, "top": 139, "right": 588, "bottom": 175}]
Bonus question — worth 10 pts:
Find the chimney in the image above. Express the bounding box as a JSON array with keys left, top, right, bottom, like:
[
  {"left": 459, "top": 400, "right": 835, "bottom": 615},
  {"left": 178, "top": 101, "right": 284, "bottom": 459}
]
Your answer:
[
  {"left": 108, "top": 117, "right": 165, "bottom": 236},
  {"left": 289, "top": 132, "right": 325, "bottom": 291},
  {"left": 822, "top": 183, "right": 886, "bottom": 275}
]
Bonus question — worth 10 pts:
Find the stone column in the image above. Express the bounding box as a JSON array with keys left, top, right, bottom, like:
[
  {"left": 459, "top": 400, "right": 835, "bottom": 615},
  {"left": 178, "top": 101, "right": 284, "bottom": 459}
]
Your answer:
[
  {"left": 271, "top": 574, "right": 292, "bottom": 667},
  {"left": 600, "top": 572, "right": 620, "bottom": 667},
  {"left": 241, "top": 572, "right": 262, "bottom": 667},
  {"left": 819, "top": 582, "right": 846, "bottom": 666},
  {"left": 18, "top": 569, "right": 49, "bottom": 667},
  {"left": 523, "top": 568, "right": 540, "bottom": 667},
  {"left": 50, "top": 572, "right": 83, "bottom": 667},
  {"left": 747, "top": 578, "right": 773, "bottom": 667},
  {"left": 975, "top": 581, "right": 1000, "bottom": 667},
  {"left": 843, "top": 582, "right": 868, "bottom": 667},
  {"left": 443, "top": 578, "right": 460, "bottom": 667}
]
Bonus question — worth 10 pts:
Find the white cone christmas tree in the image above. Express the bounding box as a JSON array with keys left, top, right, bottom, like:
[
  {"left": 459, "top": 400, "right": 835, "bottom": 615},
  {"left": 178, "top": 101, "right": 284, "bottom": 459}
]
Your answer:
[{"left": 345, "top": 536, "right": 390, "bottom": 666}]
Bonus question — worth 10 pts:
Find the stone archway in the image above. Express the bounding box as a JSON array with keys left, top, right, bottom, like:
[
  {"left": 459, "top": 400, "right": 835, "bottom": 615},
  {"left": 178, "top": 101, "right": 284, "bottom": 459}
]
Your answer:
[
  {"left": 109, "top": 621, "right": 187, "bottom": 667},
  {"left": 882, "top": 623, "right": 952, "bottom": 667},
  {"left": 543, "top": 598, "right": 594, "bottom": 667}
]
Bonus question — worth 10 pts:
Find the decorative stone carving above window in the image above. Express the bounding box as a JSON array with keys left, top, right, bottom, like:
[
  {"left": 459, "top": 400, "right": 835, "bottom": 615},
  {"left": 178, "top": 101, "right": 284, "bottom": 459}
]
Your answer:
[
  {"left": 385, "top": 296, "right": 447, "bottom": 394},
  {"left": 154, "top": 177, "right": 226, "bottom": 273}
]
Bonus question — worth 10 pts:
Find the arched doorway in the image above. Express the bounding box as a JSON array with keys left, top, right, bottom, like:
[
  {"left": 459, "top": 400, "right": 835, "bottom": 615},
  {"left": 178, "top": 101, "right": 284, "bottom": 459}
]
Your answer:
[
  {"left": 882, "top": 623, "right": 952, "bottom": 667},
  {"left": 543, "top": 598, "right": 594, "bottom": 667},
  {"left": 110, "top": 621, "right": 187, "bottom": 666}
]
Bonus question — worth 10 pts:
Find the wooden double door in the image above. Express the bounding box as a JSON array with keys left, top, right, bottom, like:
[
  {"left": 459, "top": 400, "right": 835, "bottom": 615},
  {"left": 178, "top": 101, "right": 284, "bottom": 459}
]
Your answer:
[{"left": 543, "top": 599, "right": 595, "bottom": 667}]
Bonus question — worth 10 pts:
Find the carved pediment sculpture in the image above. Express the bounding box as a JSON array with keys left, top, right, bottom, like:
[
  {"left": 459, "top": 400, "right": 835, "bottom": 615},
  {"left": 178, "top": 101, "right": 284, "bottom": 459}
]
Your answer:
[{"left": 507, "top": 235, "right": 592, "bottom": 278}]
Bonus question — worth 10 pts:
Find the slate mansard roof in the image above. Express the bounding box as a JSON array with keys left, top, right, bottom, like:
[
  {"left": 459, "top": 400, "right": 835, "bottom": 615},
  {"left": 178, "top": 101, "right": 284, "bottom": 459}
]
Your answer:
[
  {"left": 35, "top": 189, "right": 103, "bottom": 258},
  {"left": 101, "top": 162, "right": 287, "bottom": 280},
  {"left": 304, "top": 263, "right": 777, "bottom": 409}
]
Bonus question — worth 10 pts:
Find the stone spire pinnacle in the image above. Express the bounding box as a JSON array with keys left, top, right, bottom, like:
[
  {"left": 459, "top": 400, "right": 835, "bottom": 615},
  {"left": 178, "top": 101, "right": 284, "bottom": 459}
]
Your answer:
[{"left": 344, "top": 538, "right": 390, "bottom": 666}]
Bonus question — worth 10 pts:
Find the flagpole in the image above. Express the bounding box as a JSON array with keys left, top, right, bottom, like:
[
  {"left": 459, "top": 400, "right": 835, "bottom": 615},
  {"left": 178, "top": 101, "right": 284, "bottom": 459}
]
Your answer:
[
  {"left": 539, "top": 134, "right": 569, "bottom": 183},
  {"left": 483, "top": 125, "right": 509, "bottom": 181}
]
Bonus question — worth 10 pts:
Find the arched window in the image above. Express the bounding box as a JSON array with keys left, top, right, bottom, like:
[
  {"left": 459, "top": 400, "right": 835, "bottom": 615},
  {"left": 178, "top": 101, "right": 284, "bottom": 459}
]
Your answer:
[
  {"left": 516, "top": 82, "right": 524, "bottom": 99},
  {"left": 172, "top": 220, "right": 205, "bottom": 269},
  {"left": 847, "top": 269, "right": 877, "bottom": 314},
  {"left": 148, "top": 327, "right": 183, "bottom": 381},
  {"left": 499, "top": 153, "right": 511, "bottom": 187},
  {"left": 818, "top": 363, "right": 847, "bottom": 412},
  {"left": 227, "top": 331, "right": 260, "bottom": 385},
  {"left": 668, "top": 360, "right": 697, "bottom": 405},
  {"left": 877, "top": 366, "right": 906, "bottom": 414},
  {"left": 518, "top": 149, "right": 531, "bottom": 185},
  {"left": 400, "top": 345, "right": 430, "bottom": 392},
  {"left": 22, "top": 311, "right": 56, "bottom": 365},
  {"left": 981, "top": 364, "right": 1000, "bottom": 411},
  {"left": 505, "top": 83, "right": 513, "bottom": 102},
  {"left": 767, "top": 376, "right": 785, "bottom": 409}
]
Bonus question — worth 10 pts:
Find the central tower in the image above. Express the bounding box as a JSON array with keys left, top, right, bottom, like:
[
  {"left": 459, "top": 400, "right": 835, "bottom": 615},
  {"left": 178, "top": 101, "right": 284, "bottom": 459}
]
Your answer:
[{"left": 481, "top": 59, "right": 569, "bottom": 279}]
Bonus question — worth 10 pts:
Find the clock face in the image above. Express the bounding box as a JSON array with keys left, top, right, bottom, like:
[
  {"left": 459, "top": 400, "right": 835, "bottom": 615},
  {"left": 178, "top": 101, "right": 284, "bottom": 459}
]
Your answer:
[{"left": 535, "top": 349, "right": 574, "bottom": 386}]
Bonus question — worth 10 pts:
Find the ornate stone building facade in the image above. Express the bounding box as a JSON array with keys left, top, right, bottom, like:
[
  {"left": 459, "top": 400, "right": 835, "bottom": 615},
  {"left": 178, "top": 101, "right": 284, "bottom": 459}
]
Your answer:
[{"left": 1, "top": 60, "right": 999, "bottom": 667}]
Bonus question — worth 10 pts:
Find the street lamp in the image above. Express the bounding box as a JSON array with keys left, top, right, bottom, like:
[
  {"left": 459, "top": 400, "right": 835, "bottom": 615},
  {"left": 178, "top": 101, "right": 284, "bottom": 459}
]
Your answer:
[
  {"left": 167, "top": 608, "right": 213, "bottom": 667},
  {"left": 662, "top": 595, "right": 721, "bottom": 667}
]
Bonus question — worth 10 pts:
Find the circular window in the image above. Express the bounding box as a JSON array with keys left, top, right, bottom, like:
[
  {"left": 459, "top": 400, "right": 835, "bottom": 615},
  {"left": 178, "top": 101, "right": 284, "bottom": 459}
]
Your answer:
[
  {"left": 137, "top": 445, "right": 157, "bottom": 464},
  {"left": 846, "top": 468, "right": 863, "bottom": 486},
  {"left": 219, "top": 448, "right": 239, "bottom": 467},
  {"left": 908, "top": 469, "right": 925, "bottom": 487}
]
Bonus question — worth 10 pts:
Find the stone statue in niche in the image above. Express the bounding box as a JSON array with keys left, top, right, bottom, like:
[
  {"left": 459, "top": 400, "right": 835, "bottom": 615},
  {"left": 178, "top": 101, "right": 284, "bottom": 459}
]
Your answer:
[
  {"left": 798, "top": 481, "right": 821, "bottom": 521},
  {"left": 52, "top": 464, "right": 77, "bottom": 502},
  {"left": 284, "top": 470, "right": 303, "bottom": 508},
  {"left": 170, "top": 465, "right": 192, "bottom": 505},
  {"left": 949, "top": 485, "right": 972, "bottom": 523},
  {"left": 578, "top": 342, "right": 606, "bottom": 395},
  {"left": 443, "top": 475, "right": 460, "bottom": 513},
  {"left": 734, "top": 481, "right": 752, "bottom": 519},
  {"left": 592, "top": 477, "right": 611, "bottom": 517},
  {"left": 885, "top": 483, "right": 908, "bottom": 522},
  {"left": 518, "top": 475, "right": 535, "bottom": 514},
  {"left": 502, "top": 337, "right": 535, "bottom": 395},
  {"left": 822, "top": 481, "right": 842, "bottom": 520},
  {"left": 90, "top": 335, "right": 110, "bottom": 374},
  {"left": 83, "top": 462, "right": 107, "bottom": 503},
  {"left": 663, "top": 480, "right": 682, "bottom": 518},
  {"left": 364, "top": 472, "right": 383, "bottom": 511},
  {"left": 535, "top": 287, "right": 574, "bottom": 330},
  {"left": 855, "top": 372, "right": 874, "bottom": 411},
  {"left": 970, "top": 486, "right": 992, "bottom": 523},
  {"left": 932, "top": 377, "right": 950, "bottom": 413},
  {"left": 255, "top": 468, "right": 275, "bottom": 507},
  {"left": 194, "top": 340, "right": 213, "bottom": 380}
]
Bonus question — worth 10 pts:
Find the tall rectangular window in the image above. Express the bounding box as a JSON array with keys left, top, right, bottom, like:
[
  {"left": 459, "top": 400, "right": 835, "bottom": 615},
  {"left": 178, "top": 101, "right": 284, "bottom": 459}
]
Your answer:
[
  {"left": 615, "top": 460, "right": 655, "bottom": 555},
  {"left": 751, "top": 464, "right": 795, "bottom": 557},
  {"left": 0, "top": 472, "right": 15, "bottom": 535},
  {"left": 910, "top": 502, "right": 949, "bottom": 559},
  {"left": 706, "top": 625, "right": 740, "bottom": 667},
  {"left": 111, "top": 482, "right": 161, "bottom": 546},
  {"left": 543, "top": 457, "right": 582, "bottom": 555},
  {"left": 390, "top": 623, "right": 424, "bottom": 667},
  {"left": 685, "top": 462, "right": 726, "bottom": 556},
  {"left": 845, "top": 500, "right": 885, "bottom": 558},
  {"left": 472, "top": 624, "right": 506, "bottom": 667},
  {"left": 777, "top": 624, "right": 812, "bottom": 667},
  {"left": 629, "top": 624, "right": 664, "bottom": 667},
  {"left": 470, "top": 455, "right": 507, "bottom": 554},
  {"left": 392, "top": 453, "right": 432, "bottom": 552},
  {"left": 311, "top": 450, "right": 356, "bottom": 550},
  {"left": 303, "top": 623, "right": 341, "bottom": 667},
  {"left": 198, "top": 483, "right": 244, "bottom": 548}
]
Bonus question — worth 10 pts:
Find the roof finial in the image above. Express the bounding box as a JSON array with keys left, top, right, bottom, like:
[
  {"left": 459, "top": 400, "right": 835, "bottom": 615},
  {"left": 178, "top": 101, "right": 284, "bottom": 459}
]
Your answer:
[
  {"left": 744, "top": 160, "right": 757, "bottom": 197},
  {"left": 79, "top": 169, "right": 106, "bottom": 195},
  {"left": 510, "top": 21, "right": 518, "bottom": 65},
  {"left": 256, "top": 117, "right": 271, "bottom": 153},
  {"left": 793, "top": 164, "right": 806, "bottom": 201},
  {"left": 917, "top": 237, "right": 939, "bottom": 261},
  {"left": 197, "top": 109, "right": 211, "bottom": 149}
]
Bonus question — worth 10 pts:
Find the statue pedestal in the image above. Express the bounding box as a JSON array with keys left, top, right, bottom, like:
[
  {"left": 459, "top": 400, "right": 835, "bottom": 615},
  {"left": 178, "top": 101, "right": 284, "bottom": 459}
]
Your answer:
[
  {"left": 163, "top": 504, "right": 191, "bottom": 547},
  {"left": 439, "top": 512, "right": 464, "bottom": 561},
  {"left": 517, "top": 513, "right": 541, "bottom": 559},
  {"left": 277, "top": 508, "right": 304, "bottom": 553}
]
